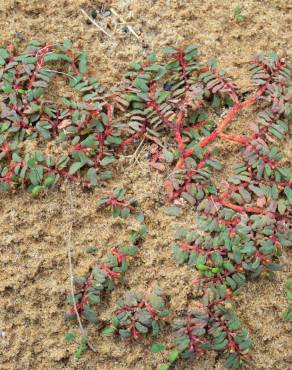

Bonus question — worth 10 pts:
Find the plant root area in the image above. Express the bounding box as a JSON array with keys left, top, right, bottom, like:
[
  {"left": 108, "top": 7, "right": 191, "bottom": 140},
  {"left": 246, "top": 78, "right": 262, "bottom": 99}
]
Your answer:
[{"left": 0, "top": 0, "right": 291, "bottom": 369}]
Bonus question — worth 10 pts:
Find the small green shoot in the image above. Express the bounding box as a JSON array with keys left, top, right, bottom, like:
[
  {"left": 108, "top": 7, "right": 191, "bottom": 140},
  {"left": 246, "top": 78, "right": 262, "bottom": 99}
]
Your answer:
[{"left": 233, "top": 4, "right": 245, "bottom": 22}]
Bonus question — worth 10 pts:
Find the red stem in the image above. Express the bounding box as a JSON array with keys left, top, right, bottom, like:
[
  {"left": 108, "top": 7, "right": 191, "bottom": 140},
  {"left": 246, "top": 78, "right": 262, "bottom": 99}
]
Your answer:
[
  {"left": 220, "top": 199, "right": 263, "bottom": 214},
  {"left": 198, "top": 96, "right": 257, "bottom": 148},
  {"left": 218, "top": 133, "right": 248, "bottom": 145}
]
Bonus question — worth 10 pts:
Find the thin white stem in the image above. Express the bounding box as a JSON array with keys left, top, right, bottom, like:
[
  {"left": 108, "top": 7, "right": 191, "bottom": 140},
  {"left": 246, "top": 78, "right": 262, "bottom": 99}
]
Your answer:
[
  {"left": 80, "top": 8, "right": 113, "bottom": 39},
  {"left": 42, "top": 69, "right": 77, "bottom": 81},
  {"left": 110, "top": 8, "right": 140, "bottom": 41},
  {"left": 66, "top": 184, "right": 96, "bottom": 352},
  {"left": 129, "top": 137, "right": 145, "bottom": 164}
]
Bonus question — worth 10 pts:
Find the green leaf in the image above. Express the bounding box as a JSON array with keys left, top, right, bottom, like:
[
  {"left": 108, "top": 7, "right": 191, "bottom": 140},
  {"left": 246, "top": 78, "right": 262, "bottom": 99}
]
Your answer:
[
  {"left": 278, "top": 199, "right": 286, "bottom": 215},
  {"left": 121, "top": 207, "right": 130, "bottom": 218},
  {"left": 213, "top": 338, "right": 228, "bottom": 350},
  {"left": 211, "top": 252, "right": 223, "bottom": 266},
  {"left": 148, "top": 53, "right": 157, "bottom": 63},
  {"left": 102, "top": 326, "right": 116, "bottom": 336},
  {"left": 206, "top": 159, "right": 222, "bottom": 170},
  {"left": 63, "top": 39, "right": 72, "bottom": 50},
  {"left": 14, "top": 55, "right": 37, "bottom": 63},
  {"left": 148, "top": 294, "right": 165, "bottom": 311},
  {"left": 31, "top": 185, "right": 44, "bottom": 195},
  {"left": 185, "top": 44, "right": 197, "bottom": 54},
  {"left": 106, "top": 135, "right": 122, "bottom": 145},
  {"left": 129, "top": 61, "right": 141, "bottom": 70},
  {"left": 182, "top": 192, "right": 196, "bottom": 205},
  {"left": 0, "top": 48, "right": 9, "bottom": 59},
  {"left": 156, "top": 91, "right": 170, "bottom": 104},
  {"left": 164, "top": 206, "right": 182, "bottom": 217},
  {"left": 213, "top": 95, "right": 220, "bottom": 109},
  {"left": 157, "top": 365, "right": 170, "bottom": 370},
  {"left": 69, "top": 162, "right": 84, "bottom": 175},
  {"left": 134, "top": 321, "right": 148, "bottom": 334},
  {"left": 134, "top": 78, "right": 149, "bottom": 92},
  {"left": 100, "top": 156, "right": 115, "bottom": 166},
  {"left": 86, "top": 246, "right": 97, "bottom": 254},
  {"left": 81, "top": 135, "right": 96, "bottom": 147},
  {"left": 74, "top": 336, "right": 88, "bottom": 359},
  {"left": 196, "top": 263, "right": 209, "bottom": 271},
  {"left": 135, "top": 212, "right": 144, "bottom": 222},
  {"left": 168, "top": 349, "right": 180, "bottom": 363},
  {"left": 112, "top": 206, "right": 121, "bottom": 218},
  {"left": 223, "top": 261, "right": 235, "bottom": 273},
  {"left": 264, "top": 164, "right": 272, "bottom": 177},
  {"left": 225, "top": 353, "right": 240, "bottom": 369},
  {"left": 43, "top": 176, "right": 55, "bottom": 187},
  {"left": 113, "top": 187, "right": 125, "bottom": 199},
  {"left": 64, "top": 332, "right": 76, "bottom": 341},
  {"left": 44, "top": 53, "right": 72, "bottom": 62},
  {"left": 151, "top": 343, "right": 166, "bottom": 353},
  {"left": 83, "top": 304, "right": 98, "bottom": 323},
  {"left": 172, "top": 244, "right": 189, "bottom": 264},
  {"left": 284, "top": 186, "right": 292, "bottom": 204},
  {"left": 283, "top": 310, "right": 292, "bottom": 321},
  {"left": 88, "top": 293, "right": 101, "bottom": 304},
  {"left": 286, "top": 279, "right": 292, "bottom": 289},
  {"left": 162, "top": 148, "right": 174, "bottom": 162},
  {"left": 29, "top": 165, "right": 43, "bottom": 185},
  {"left": 239, "top": 337, "right": 253, "bottom": 350},
  {"left": 78, "top": 52, "right": 87, "bottom": 74},
  {"left": 87, "top": 168, "right": 97, "bottom": 186},
  {"left": 99, "top": 171, "right": 113, "bottom": 180},
  {"left": 163, "top": 47, "right": 177, "bottom": 54}
]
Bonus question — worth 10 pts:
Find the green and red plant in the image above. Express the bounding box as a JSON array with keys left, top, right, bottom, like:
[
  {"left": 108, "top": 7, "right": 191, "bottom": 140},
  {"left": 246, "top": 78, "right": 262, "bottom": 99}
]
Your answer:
[
  {"left": 1, "top": 40, "right": 290, "bottom": 369},
  {"left": 103, "top": 288, "right": 169, "bottom": 339}
]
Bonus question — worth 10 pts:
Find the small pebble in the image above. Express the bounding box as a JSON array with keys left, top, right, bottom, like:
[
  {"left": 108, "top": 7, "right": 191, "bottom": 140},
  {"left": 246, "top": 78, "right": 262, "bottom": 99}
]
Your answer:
[
  {"left": 91, "top": 9, "right": 97, "bottom": 19},
  {"left": 163, "top": 82, "right": 172, "bottom": 91},
  {"left": 122, "top": 26, "right": 129, "bottom": 33},
  {"left": 101, "top": 9, "right": 111, "bottom": 17},
  {"left": 15, "top": 32, "right": 23, "bottom": 39}
]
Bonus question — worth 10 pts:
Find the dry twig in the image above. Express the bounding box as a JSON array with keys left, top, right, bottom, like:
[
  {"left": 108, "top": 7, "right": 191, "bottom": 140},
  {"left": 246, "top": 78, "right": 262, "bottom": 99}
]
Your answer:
[
  {"left": 110, "top": 8, "right": 140, "bottom": 41},
  {"left": 80, "top": 8, "right": 113, "bottom": 39},
  {"left": 66, "top": 184, "right": 96, "bottom": 352}
]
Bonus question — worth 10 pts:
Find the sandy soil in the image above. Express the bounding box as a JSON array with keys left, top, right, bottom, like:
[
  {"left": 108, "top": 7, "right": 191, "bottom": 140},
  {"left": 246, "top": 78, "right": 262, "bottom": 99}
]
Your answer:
[{"left": 0, "top": 1, "right": 291, "bottom": 369}]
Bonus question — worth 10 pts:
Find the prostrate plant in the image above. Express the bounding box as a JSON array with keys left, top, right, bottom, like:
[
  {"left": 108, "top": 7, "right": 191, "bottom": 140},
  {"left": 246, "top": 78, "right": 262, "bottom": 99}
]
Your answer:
[
  {"left": 65, "top": 187, "right": 147, "bottom": 324},
  {"left": 171, "top": 287, "right": 252, "bottom": 369},
  {"left": 97, "top": 186, "right": 144, "bottom": 220},
  {"left": 103, "top": 287, "right": 169, "bottom": 339},
  {"left": 115, "top": 42, "right": 290, "bottom": 369},
  {"left": 1, "top": 40, "right": 290, "bottom": 368},
  {"left": 161, "top": 51, "right": 291, "bottom": 368},
  {"left": 0, "top": 40, "right": 123, "bottom": 193},
  {"left": 65, "top": 244, "right": 139, "bottom": 324}
]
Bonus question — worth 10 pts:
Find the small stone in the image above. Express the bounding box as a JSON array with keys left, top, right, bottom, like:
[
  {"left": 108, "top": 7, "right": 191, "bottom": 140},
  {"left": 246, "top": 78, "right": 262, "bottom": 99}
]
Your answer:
[
  {"left": 101, "top": 9, "right": 111, "bottom": 17},
  {"left": 15, "top": 32, "right": 23, "bottom": 39},
  {"left": 91, "top": 9, "right": 97, "bottom": 19},
  {"left": 163, "top": 82, "right": 172, "bottom": 91}
]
